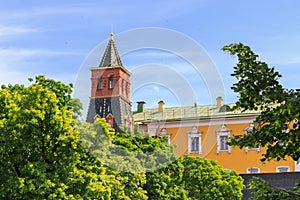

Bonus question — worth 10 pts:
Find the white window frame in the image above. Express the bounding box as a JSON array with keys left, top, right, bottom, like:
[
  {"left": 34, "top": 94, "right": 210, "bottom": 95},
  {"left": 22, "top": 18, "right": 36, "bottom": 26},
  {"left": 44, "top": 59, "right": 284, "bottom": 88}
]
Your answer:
[
  {"left": 159, "top": 128, "right": 171, "bottom": 144},
  {"left": 244, "top": 123, "right": 260, "bottom": 153},
  {"left": 187, "top": 127, "right": 202, "bottom": 155},
  {"left": 276, "top": 166, "right": 290, "bottom": 173},
  {"left": 247, "top": 167, "right": 260, "bottom": 174},
  {"left": 216, "top": 124, "right": 231, "bottom": 154}
]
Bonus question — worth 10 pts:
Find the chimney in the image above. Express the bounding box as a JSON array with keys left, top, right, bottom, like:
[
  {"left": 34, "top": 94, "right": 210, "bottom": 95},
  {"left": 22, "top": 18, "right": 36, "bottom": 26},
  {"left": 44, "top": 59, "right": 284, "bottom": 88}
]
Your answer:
[
  {"left": 136, "top": 101, "right": 145, "bottom": 113},
  {"left": 216, "top": 97, "right": 223, "bottom": 108},
  {"left": 158, "top": 100, "right": 165, "bottom": 112}
]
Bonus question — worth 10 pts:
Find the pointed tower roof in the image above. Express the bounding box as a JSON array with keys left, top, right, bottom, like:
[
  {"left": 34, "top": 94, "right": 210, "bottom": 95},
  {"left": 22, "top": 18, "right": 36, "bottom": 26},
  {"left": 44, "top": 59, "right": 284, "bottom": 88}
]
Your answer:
[{"left": 99, "top": 33, "right": 123, "bottom": 67}]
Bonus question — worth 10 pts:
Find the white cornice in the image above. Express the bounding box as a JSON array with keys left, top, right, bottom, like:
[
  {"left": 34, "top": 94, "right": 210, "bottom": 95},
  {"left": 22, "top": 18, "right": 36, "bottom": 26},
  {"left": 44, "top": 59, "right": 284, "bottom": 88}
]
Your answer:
[{"left": 143, "top": 115, "right": 257, "bottom": 128}]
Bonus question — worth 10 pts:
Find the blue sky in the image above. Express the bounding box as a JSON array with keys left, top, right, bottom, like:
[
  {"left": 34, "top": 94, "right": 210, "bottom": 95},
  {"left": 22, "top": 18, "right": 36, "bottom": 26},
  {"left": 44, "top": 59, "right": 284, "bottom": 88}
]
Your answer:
[{"left": 1, "top": 0, "right": 300, "bottom": 118}]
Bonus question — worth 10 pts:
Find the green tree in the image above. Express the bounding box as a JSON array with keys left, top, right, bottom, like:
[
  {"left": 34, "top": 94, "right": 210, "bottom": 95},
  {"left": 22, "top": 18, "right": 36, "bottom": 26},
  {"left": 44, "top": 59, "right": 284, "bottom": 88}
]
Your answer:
[
  {"left": 77, "top": 118, "right": 184, "bottom": 199},
  {"left": 222, "top": 43, "right": 300, "bottom": 162},
  {"left": 77, "top": 111, "right": 244, "bottom": 199},
  {"left": 181, "top": 156, "right": 244, "bottom": 200},
  {"left": 247, "top": 177, "right": 300, "bottom": 200},
  {"left": 76, "top": 119, "right": 148, "bottom": 200},
  {"left": 0, "top": 76, "right": 112, "bottom": 199},
  {"left": 72, "top": 98, "right": 83, "bottom": 120},
  {"left": 143, "top": 159, "right": 188, "bottom": 200},
  {"left": 222, "top": 43, "right": 300, "bottom": 199}
]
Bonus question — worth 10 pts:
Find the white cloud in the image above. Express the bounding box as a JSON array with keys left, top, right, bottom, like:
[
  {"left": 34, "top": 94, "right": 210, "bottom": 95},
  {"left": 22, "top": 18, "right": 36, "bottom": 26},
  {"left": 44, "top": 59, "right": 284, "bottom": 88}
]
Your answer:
[
  {"left": 0, "top": 47, "right": 81, "bottom": 85},
  {"left": 0, "top": 48, "right": 78, "bottom": 57},
  {"left": 0, "top": 25, "right": 37, "bottom": 37}
]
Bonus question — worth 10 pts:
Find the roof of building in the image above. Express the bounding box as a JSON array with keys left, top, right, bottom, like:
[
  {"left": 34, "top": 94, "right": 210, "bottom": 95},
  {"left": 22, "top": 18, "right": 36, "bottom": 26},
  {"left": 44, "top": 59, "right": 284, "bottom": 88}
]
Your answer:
[
  {"left": 99, "top": 33, "right": 123, "bottom": 67},
  {"left": 133, "top": 104, "right": 260, "bottom": 123}
]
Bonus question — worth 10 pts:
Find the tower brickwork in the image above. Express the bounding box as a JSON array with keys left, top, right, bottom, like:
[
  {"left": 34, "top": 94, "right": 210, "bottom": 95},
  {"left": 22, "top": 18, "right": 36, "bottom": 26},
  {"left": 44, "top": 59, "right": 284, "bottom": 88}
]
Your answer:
[{"left": 86, "top": 33, "right": 133, "bottom": 130}]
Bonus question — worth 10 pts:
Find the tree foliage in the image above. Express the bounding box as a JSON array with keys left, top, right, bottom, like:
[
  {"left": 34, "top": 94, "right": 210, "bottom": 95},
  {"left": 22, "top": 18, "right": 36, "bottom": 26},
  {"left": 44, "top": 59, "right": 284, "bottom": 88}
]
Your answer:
[
  {"left": 77, "top": 119, "right": 244, "bottom": 200},
  {"left": 1, "top": 76, "right": 244, "bottom": 199},
  {"left": 0, "top": 76, "right": 112, "bottom": 199},
  {"left": 222, "top": 43, "right": 300, "bottom": 162},
  {"left": 72, "top": 98, "right": 83, "bottom": 120},
  {"left": 248, "top": 177, "right": 300, "bottom": 200},
  {"left": 77, "top": 118, "right": 184, "bottom": 199},
  {"left": 181, "top": 156, "right": 244, "bottom": 200},
  {"left": 222, "top": 43, "right": 300, "bottom": 199},
  {"left": 76, "top": 119, "right": 148, "bottom": 200}
]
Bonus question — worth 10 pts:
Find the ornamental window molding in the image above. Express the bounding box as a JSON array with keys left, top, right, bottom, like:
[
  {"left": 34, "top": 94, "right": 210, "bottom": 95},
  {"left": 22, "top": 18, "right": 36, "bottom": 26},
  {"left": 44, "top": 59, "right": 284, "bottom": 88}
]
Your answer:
[
  {"left": 216, "top": 124, "right": 231, "bottom": 154},
  {"left": 244, "top": 123, "right": 260, "bottom": 153},
  {"left": 158, "top": 128, "right": 171, "bottom": 144},
  {"left": 187, "top": 126, "right": 202, "bottom": 155}
]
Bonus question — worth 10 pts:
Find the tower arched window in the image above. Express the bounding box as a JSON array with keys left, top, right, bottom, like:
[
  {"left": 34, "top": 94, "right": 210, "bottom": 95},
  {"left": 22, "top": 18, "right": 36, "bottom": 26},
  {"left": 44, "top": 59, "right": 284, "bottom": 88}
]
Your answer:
[
  {"left": 97, "top": 76, "right": 102, "bottom": 89},
  {"left": 109, "top": 75, "right": 114, "bottom": 89}
]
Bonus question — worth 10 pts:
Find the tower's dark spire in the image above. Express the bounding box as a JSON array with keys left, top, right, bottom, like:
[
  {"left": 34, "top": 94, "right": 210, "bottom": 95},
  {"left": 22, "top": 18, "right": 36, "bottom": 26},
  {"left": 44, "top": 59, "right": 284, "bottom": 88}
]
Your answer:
[{"left": 99, "top": 33, "right": 123, "bottom": 67}]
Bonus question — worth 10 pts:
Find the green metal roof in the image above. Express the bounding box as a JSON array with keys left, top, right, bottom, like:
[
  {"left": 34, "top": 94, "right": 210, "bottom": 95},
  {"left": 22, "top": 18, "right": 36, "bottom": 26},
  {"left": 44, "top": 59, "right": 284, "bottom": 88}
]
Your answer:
[{"left": 133, "top": 104, "right": 260, "bottom": 123}]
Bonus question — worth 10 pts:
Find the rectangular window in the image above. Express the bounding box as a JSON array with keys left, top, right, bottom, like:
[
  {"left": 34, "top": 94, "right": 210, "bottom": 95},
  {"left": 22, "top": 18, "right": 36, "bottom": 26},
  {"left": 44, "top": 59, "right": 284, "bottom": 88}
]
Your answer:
[
  {"left": 276, "top": 166, "right": 290, "bottom": 173},
  {"left": 220, "top": 136, "right": 229, "bottom": 150},
  {"left": 247, "top": 167, "right": 260, "bottom": 174},
  {"left": 187, "top": 127, "right": 202, "bottom": 154},
  {"left": 191, "top": 137, "right": 199, "bottom": 152}
]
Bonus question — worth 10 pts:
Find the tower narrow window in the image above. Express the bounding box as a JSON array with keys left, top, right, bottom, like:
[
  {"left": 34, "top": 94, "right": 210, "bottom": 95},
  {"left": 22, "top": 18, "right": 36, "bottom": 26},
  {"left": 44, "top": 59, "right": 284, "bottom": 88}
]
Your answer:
[
  {"left": 109, "top": 75, "right": 114, "bottom": 89},
  {"left": 126, "top": 81, "right": 129, "bottom": 96},
  {"left": 122, "top": 79, "right": 125, "bottom": 95},
  {"left": 97, "top": 76, "right": 103, "bottom": 89}
]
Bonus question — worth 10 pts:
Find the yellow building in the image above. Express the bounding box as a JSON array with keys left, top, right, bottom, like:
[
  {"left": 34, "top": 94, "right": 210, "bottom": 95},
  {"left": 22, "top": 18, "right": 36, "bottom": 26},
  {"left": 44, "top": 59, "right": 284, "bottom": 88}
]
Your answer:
[{"left": 134, "top": 97, "right": 298, "bottom": 174}]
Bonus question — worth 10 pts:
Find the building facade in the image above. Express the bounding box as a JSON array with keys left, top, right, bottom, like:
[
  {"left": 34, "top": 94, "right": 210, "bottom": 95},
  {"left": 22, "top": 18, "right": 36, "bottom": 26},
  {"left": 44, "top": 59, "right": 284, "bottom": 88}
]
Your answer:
[
  {"left": 133, "top": 99, "right": 298, "bottom": 174},
  {"left": 86, "top": 33, "right": 133, "bottom": 130},
  {"left": 87, "top": 33, "right": 297, "bottom": 174}
]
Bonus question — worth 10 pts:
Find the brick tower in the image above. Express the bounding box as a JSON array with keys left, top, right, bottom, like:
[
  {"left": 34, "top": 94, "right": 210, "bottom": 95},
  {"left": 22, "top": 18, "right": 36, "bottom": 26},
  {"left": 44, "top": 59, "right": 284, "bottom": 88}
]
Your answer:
[{"left": 86, "top": 33, "right": 133, "bottom": 130}]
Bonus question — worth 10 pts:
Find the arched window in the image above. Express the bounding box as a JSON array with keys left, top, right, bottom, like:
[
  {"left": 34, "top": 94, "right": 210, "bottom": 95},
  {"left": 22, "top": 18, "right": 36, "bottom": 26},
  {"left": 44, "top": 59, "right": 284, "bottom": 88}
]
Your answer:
[
  {"left": 109, "top": 75, "right": 114, "bottom": 89},
  {"left": 97, "top": 76, "right": 102, "bottom": 89}
]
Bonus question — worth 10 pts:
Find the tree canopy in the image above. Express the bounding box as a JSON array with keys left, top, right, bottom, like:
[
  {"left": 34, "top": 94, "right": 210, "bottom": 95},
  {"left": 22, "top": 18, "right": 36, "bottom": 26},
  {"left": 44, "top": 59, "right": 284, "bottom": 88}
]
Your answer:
[
  {"left": 0, "top": 75, "right": 244, "bottom": 199},
  {"left": 222, "top": 43, "right": 300, "bottom": 162},
  {"left": 0, "top": 76, "right": 112, "bottom": 199},
  {"left": 77, "top": 118, "right": 244, "bottom": 200},
  {"left": 182, "top": 156, "right": 243, "bottom": 200},
  {"left": 222, "top": 43, "right": 300, "bottom": 199}
]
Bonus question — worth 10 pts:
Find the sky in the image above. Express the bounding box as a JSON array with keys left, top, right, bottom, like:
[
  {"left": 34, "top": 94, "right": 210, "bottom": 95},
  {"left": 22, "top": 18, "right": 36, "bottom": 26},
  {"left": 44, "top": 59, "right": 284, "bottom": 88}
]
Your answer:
[{"left": 1, "top": 0, "right": 300, "bottom": 119}]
